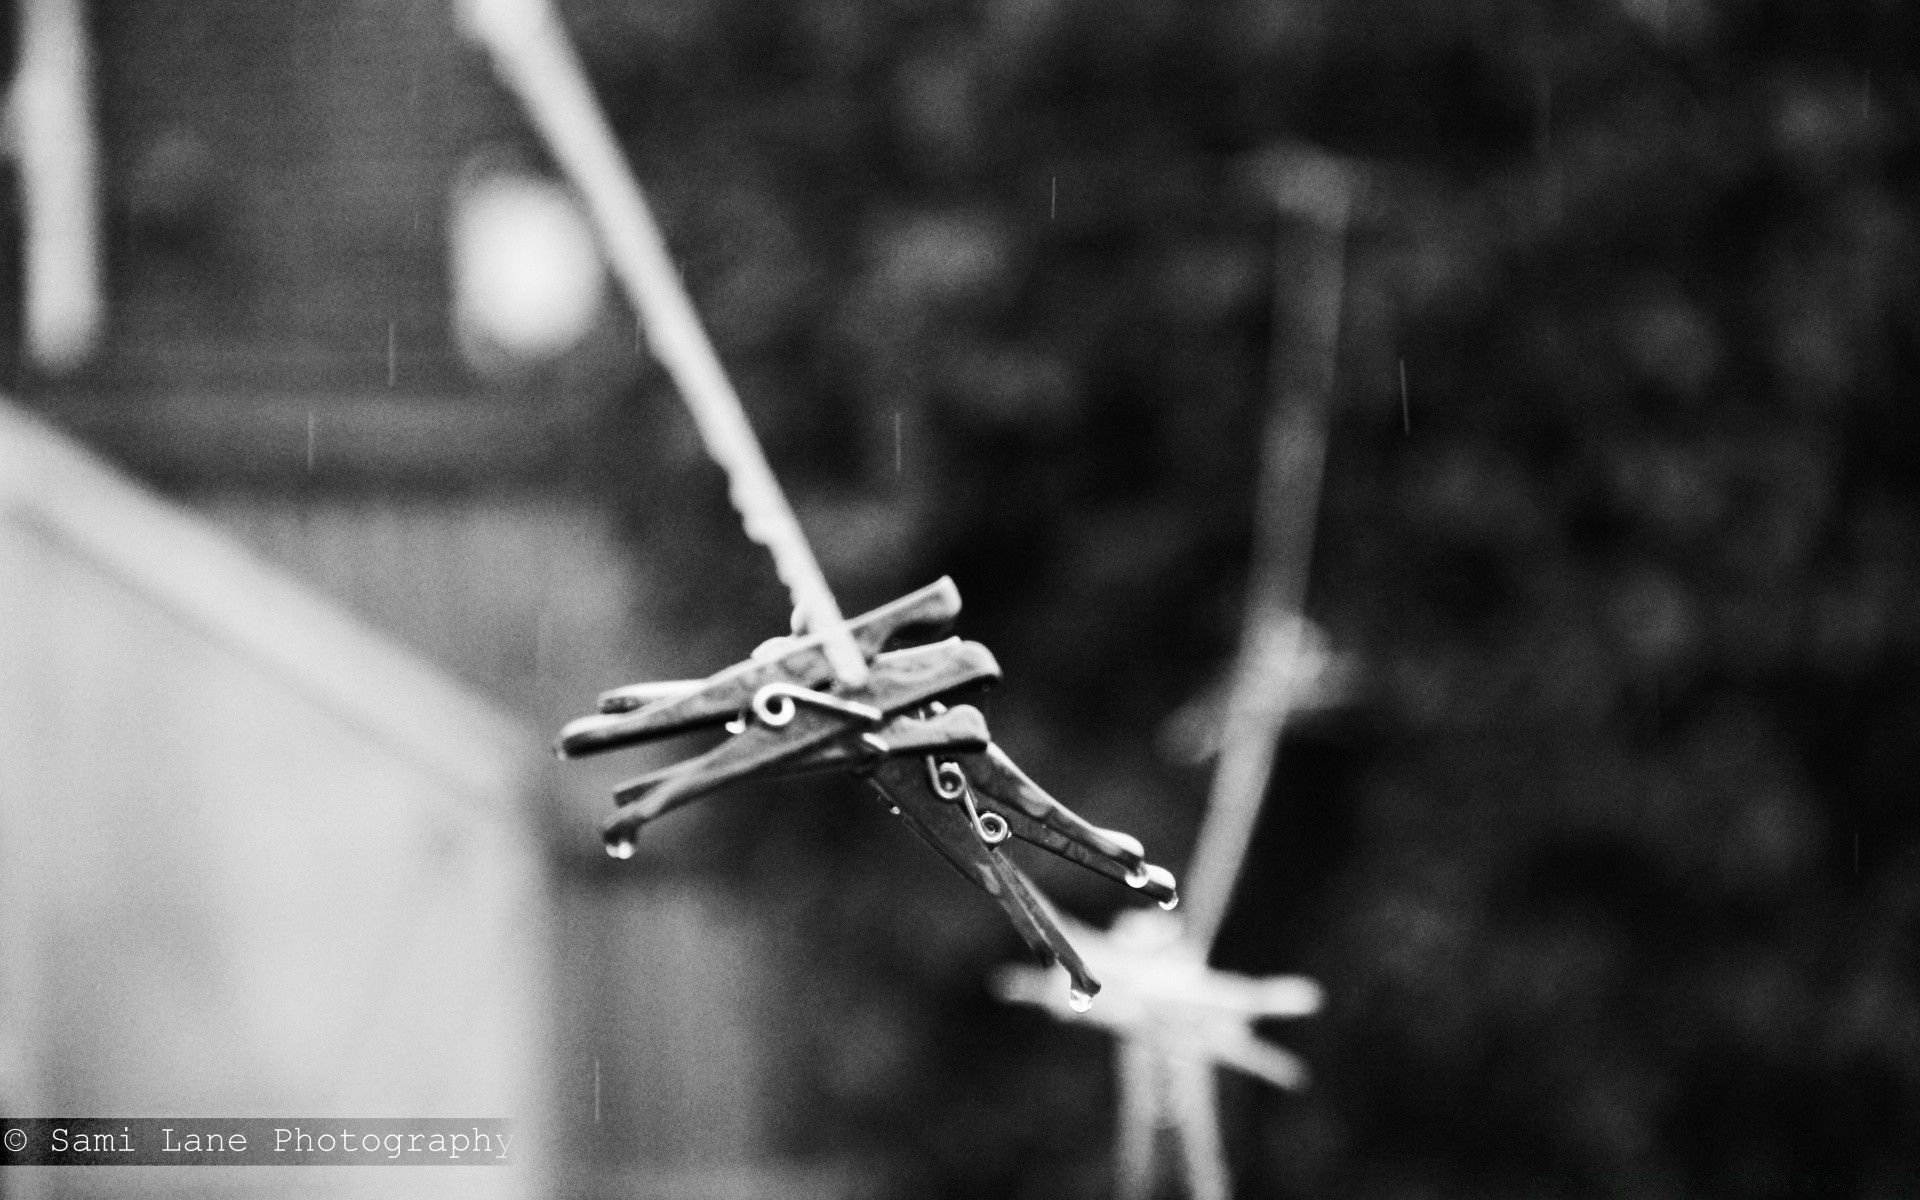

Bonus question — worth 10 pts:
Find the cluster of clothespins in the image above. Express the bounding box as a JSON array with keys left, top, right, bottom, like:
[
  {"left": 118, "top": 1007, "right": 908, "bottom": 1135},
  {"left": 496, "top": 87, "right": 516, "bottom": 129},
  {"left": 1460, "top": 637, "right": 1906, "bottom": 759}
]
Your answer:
[{"left": 555, "top": 577, "right": 1178, "bottom": 1009}]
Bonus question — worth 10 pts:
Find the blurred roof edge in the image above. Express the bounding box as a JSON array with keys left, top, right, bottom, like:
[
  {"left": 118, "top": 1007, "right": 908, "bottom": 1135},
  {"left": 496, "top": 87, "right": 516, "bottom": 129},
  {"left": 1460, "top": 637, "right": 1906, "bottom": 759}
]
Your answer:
[
  {"left": 0, "top": 396, "right": 542, "bottom": 809},
  {"left": 18, "top": 389, "right": 607, "bottom": 491}
]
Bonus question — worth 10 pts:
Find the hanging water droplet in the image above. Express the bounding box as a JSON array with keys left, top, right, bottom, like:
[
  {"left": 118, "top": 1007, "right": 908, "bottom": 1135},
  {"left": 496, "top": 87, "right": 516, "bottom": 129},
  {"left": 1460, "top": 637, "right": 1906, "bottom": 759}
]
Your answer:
[
  {"left": 1124, "top": 865, "right": 1150, "bottom": 889},
  {"left": 1067, "top": 987, "right": 1093, "bottom": 1013},
  {"left": 889, "top": 806, "right": 901, "bottom": 816},
  {"left": 605, "top": 838, "right": 635, "bottom": 860},
  {"left": 1158, "top": 894, "right": 1180, "bottom": 912}
]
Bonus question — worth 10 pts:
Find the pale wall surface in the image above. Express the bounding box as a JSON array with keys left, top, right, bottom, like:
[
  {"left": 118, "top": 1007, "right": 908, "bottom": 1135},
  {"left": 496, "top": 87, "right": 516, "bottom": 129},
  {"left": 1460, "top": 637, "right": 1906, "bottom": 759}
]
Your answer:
[
  {"left": 0, "top": 404, "right": 550, "bottom": 1198},
  {"left": 195, "top": 496, "right": 804, "bottom": 1190}
]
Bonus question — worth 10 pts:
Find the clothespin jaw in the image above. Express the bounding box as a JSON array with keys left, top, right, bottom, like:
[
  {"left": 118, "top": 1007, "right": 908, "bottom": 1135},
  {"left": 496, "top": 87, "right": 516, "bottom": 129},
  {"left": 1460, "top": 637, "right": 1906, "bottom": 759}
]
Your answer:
[
  {"left": 951, "top": 743, "right": 1180, "bottom": 910},
  {"left": 599, "top": 638, "right": 1001, "bottom": 853},
  {"left": 866, "top": 755, "right": 1102, "bottom": 1006},
  {"left": 558, "top": 576, "right": 962, "bottom": 757},
  {"left": 613, "top": 705, "right": 994, "bottom": 799}
]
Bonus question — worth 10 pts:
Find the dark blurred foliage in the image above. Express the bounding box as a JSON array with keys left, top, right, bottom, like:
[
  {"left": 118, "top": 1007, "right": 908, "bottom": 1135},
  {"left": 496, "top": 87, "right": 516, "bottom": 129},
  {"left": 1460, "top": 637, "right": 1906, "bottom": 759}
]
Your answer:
[{"left": 551, "top": 0, "right": 1920, "bottom": 1194}]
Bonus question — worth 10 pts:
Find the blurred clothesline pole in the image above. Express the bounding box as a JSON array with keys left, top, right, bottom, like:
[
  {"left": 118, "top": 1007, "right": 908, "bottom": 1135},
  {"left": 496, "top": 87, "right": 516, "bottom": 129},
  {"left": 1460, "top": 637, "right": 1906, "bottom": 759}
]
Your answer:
[
  {"left": 457, "top": 0, "right": 867, "bottom": 686},
  {"left": 4, "top": 0, "right": 102, "bottom": 371},
  {"left": 1177, "top": 147, "right": 1357, "bottom": 955},
  {"left": 1096, "top": 145, "right": 1358, "bottom": 1200}
]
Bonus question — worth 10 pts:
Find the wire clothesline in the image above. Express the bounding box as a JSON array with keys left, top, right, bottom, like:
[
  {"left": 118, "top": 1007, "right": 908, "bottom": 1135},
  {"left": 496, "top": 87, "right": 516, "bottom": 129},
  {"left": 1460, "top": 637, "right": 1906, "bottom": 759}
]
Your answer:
[
  {"left": 1179, "top": 147, "right": 1357, "bottom": 953},
  {"left": 458, "top": 0, "right": 867, "bottom": 688},
  {"left": 992, "top": 146, "right": 1359, "bottom": 1200}
]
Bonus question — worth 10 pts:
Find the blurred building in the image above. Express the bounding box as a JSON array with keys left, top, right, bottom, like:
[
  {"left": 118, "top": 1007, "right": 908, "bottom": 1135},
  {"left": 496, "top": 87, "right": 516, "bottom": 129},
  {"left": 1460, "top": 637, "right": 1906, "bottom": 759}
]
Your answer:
[
  {"left": 3, "top": 1, "right": 815, "bottom": 1196},
  {"left": 0, "top": 404, "right": 547, "bottom": 1199}
]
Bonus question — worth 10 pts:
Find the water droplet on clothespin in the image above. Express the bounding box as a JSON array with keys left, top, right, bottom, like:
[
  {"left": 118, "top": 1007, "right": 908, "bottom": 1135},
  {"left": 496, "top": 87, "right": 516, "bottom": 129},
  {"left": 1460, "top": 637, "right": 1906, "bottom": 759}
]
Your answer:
[
  {"left": 1125, "top": 865, "right": 1150, "bottom": 889},
  {"left": 1068, "top": 986, "right": 1094, "bottom": 1013},
  {"left": 605, "top": 838, "right": 635, "bottom": 860},
  {"left": 1158, "top": 894, "right": 1180, "bottom": 912}
]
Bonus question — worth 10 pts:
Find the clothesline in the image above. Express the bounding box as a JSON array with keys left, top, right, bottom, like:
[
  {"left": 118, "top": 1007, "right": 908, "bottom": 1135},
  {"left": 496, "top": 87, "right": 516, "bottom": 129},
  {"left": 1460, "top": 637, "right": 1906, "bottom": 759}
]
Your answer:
[{"left": 459, "top": 0, "right": 867, "bottom": 687}]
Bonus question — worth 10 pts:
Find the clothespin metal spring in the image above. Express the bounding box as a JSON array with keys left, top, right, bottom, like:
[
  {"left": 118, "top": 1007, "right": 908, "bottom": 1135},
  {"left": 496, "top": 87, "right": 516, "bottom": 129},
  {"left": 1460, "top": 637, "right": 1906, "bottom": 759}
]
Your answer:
[
  {"left": 725, "top": 682, "right": 884, "bottom": 734},
  {"left": 752, "top": 682, "right": 883, "bottom": 728},
  {"left": 930, "top": 758, "right": 1010, "bottom": 846}
]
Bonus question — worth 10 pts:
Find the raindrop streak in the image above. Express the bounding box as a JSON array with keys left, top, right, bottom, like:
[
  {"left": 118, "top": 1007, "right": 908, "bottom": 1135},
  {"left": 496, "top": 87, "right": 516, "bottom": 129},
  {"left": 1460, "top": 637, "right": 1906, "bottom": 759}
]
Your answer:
[
  {"left": 593, "top": 1058, "right": 601, "bottom": 1124},
  {"left": 1050, "top": 176, "right": 1057, "bottom": 221},
  {"left": 306, "top": 410, "right": 315, "bottom": 471},
  {"left": 1535, "top": 77, "right": 1552, "bottom": 158},
  {"left": 387, "top": 322, "right": 397, "bottom": 387},
  {"left": 1399, "top": 359, "right": 1411, "bottom": 434},
  {"left": 1535, "top": 76, "right": 1558, "bottom": 224},
  {"left": 1068, "top": 986, "right": 1093, "bottom": 1013},
  {"left": 894, "top": 411, "right": 902, "bottom": 474}
]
